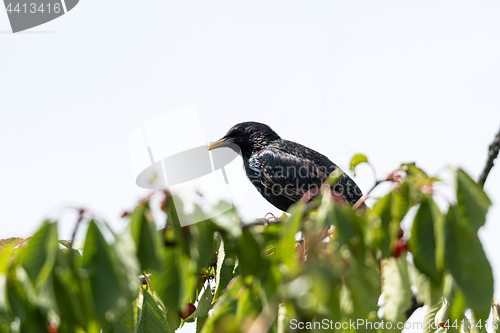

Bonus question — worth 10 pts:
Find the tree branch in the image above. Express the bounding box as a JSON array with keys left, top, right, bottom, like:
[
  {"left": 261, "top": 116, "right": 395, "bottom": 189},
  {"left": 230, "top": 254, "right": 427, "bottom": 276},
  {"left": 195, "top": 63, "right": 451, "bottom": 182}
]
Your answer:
[
  {"left": 403, "top": 126, "right": 500, "bottom": 321},
  {"left": 479, "top": 126, "right": 500, "bottom": 187},
  {"left": 242, "top": 218, "right": 282, "bottom": 228}
]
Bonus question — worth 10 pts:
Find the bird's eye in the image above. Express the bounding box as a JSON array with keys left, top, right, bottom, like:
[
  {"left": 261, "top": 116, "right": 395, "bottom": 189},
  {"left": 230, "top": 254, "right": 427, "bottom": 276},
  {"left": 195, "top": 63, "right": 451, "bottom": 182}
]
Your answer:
[{"left": 229, "top": 128, "right": 244, "bottom": 137}]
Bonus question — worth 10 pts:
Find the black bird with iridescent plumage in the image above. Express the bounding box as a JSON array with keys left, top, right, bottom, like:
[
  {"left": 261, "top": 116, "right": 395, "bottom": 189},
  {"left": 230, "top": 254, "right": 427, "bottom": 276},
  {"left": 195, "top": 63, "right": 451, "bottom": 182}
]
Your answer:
[{"left": 208, "top": 122, "right": 364, "bottom": 211}]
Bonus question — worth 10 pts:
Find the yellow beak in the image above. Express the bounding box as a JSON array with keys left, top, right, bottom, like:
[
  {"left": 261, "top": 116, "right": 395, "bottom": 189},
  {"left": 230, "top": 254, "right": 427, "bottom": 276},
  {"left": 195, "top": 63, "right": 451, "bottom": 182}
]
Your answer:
[{"left": 207, "top": 139, "right": 228, "bottom": 150}]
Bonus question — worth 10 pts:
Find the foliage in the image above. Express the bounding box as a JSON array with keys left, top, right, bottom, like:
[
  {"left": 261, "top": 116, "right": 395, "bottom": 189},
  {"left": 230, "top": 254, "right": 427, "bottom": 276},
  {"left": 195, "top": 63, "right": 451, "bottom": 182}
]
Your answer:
[{"left": 0, "top": 160, "right": 495, "bottom": 333}]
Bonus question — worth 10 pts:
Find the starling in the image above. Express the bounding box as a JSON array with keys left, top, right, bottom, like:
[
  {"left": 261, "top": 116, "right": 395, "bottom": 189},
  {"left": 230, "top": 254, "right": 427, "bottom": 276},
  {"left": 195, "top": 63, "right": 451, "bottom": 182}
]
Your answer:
[{"left": 208, "top": 122, "right": 364, "bottom": 211}]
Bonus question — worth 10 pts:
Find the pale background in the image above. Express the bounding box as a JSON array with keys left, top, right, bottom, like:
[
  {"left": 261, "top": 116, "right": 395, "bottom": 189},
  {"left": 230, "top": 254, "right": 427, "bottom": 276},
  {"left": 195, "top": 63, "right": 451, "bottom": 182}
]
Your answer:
[{"left": 1, "top": 1, "right": 499, "bottom": 332}]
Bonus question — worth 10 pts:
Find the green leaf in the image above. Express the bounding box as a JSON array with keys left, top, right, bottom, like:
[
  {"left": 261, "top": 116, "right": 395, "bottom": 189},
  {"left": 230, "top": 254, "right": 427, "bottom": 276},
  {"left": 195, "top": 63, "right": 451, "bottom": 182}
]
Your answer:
[
  {"left": 186, "top": 286, "right": 213, "bottom": 320},
  {"left": 52, "top": 251, "right": 89, "bottom": 330},
  {"left": 329, "top": 205, "right": 367, "bottom": 261},
  {"left": 165, "top": 305, "right": 181, "bottom": 333},
  {"left": 5, "top": 264, "right": 48, "bottom": 332},
  {"left": 410, "top": 196, "right": 443, "bottom": 284},
  {"left": 0, "top": 241, "right": 16, "bottom": 274},
  {"left": 152, "top": 247, "right": 196, "bottom": 312},
  {"left": 308, "top": 265, "right": 342, "bottom": 316},
  {"left": 104, "top": 322, "right": 133, "bottom": 333},
  {"left": 165, "top": 194, "right": 182, "bottom": 240},
  {"left": 449, "top": 292, "right": 466, "bottom": 328},
  {"left": 344, "top": 254, "right": 380, "bottom": 319},
  {"left": 456, "top": 169, "right": 492, "bottom": 232},
  {"left": 81, "top": 220, "right": 135, "bottom": 324},
  {"left": 382, "top": 257, "right": 412, "bottom": 323},
  {"left": 152, "top": 248, "right": 181, "bottom": 311},
  {"left": 424, "top": 299, "right": 445, "bottom": 333},
  {"left": 372, "top": 182, "right": 412, "bottom": 259},
  {"left": 235, "top": 229, "right": 266, "bottom": 279},
  {"left": 0, "top": 275, "right": 7, "bottom": 315},
  {"left": 191, "top": 219, "right": 215, "bottom": 271},
  {"left": 113, "top": 227, "right": 141, "bottom": 304},
  {"left": 59, "top": 239, "right": 85, "bottom": 251},
  {"left": 210, "top": 203, "right": 242, "bottom": 239},
  {"left": 0, "top": 237, "right": 25, "bottom": 247},
  {"left": 178, "top": 251, "right": 197, "bottom": 307},
  {"left": 445, "top": 206, "right": 493, "bottom": 323},
  {"left": 349, "top": 154, "right": 369, "bottom": 176},
  {"left": 326, "top": 167, "right": 344, "bottom": 186},
  {"left": 20, "top": 221, "right": 58, "bottom": 289},
  {"left": 374, "top": 197, "right": 405, "bottom": 255},
  {"left": 197, "top": 314, "right": 208, "bottom": 333},
  {"left": 391, "top": 181, "right": 411, "bottom": 223},
  {"left": 434, "top": 300, "right": 449, "bottom": 327},
  {"left": 236, "top": 286, "right": 261, "bottom": 322},
  {"left": 214, "top": 239, "right": 235, "bottom": 300},
  {"left": 276, "top": 204, "right": 304, "bottom": 272},
  {"left": 137, "top": 290, "right": 170, "bottom": 333},
  {"left": 130, "top": 202, "right": 162, "bottom": 272},
  {"left": 202, "top": 277, "right": 242, "bottom": 333},
  {"left": 218, "top": 263, "right": 235, "bottom": 302},
  {"left": 119, "top": 302, "right": 136, "bottom": 332},
  {"left": 372, "top": 193, "right": 393, "bottom": 258},
  {"left": 330, "top": 205, "right": 357, "bottom": 244},
  {"left": 409, "top": 263, "right": 431, "bottom": 306},
  {"left": 214, "top": 239, "right": 225, "bottom": 297}
]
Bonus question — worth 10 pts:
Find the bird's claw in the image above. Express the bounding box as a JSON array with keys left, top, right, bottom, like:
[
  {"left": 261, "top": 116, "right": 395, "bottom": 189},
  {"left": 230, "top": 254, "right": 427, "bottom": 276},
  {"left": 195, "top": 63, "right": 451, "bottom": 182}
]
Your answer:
[{"left": 263, "top": 212, "right": 279, "bottom": 226}]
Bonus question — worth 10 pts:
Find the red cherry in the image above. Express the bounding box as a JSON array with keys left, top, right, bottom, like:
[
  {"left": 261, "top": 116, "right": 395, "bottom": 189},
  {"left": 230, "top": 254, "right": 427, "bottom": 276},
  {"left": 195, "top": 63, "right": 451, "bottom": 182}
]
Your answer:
[
  {"left": 179, "top": 303, "right": 196, "bottom": 320},
  {"left": 47, "top": 324, "right": 58, "bottom": 333},
  {"left": 397, "top": 228, "right": 404, "bottom": 239},
  {"left": 439, "top": 322, "right": 445, "bottom": 328},
  {"left": 392, "top": 240, "right": 407, "bottom": 258}
]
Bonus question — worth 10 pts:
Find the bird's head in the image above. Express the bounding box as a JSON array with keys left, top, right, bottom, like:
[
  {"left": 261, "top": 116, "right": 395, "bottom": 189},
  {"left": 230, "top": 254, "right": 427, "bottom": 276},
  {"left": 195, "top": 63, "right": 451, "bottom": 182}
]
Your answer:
[{"left": 208, "top": 122, "right": 281, "bottom": 159}]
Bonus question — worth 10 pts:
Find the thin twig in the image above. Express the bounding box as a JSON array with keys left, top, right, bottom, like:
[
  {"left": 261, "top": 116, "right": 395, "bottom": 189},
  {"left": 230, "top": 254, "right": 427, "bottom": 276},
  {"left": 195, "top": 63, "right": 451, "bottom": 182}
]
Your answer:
[
  {"left": 368, "top": 162, "right": 378, "bottom": 185},
  {"left": 478, "top": 126, "right": 500, "bottom": 187},
  {"left": 69, "top": 208, "right": 85, "bottom": 252},
  {"left": 353, "top": 179, "right": 389, "bottom": 209}
]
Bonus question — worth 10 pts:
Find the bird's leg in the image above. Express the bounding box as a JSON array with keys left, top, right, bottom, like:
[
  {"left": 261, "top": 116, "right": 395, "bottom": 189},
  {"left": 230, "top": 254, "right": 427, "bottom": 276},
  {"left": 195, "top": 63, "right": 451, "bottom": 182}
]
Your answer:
[
  {"left": 263, "top": 212, "right": 279, "bottom": 226},
  {"left": 319, "top": 226, "right": 334, "bottom": 241},
  {"left": 300, "top": 185, "right": 322, "bottom": 203},
  {"left": 330, "top": 190, "right": 348, "bottom": 205},
  {"left": 353, "top": 196, "right": 367, "bottom": 210}
]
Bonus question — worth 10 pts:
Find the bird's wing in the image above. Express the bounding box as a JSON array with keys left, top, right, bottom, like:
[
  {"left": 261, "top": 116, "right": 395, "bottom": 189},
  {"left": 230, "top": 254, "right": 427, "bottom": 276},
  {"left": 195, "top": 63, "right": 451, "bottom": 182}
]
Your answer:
[
  {"left": 270, "top": 141, "right": 364, "bottom": 205},
  {"left": 252, "top": 148, "right": 330, "bottom": 203}
]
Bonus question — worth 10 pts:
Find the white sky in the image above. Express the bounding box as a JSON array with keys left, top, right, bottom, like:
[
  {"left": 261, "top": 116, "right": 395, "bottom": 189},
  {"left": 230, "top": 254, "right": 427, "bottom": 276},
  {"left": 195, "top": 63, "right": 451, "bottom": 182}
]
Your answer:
[{"left": 1, "top": 1, "right": 499, "bottom": 332}]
